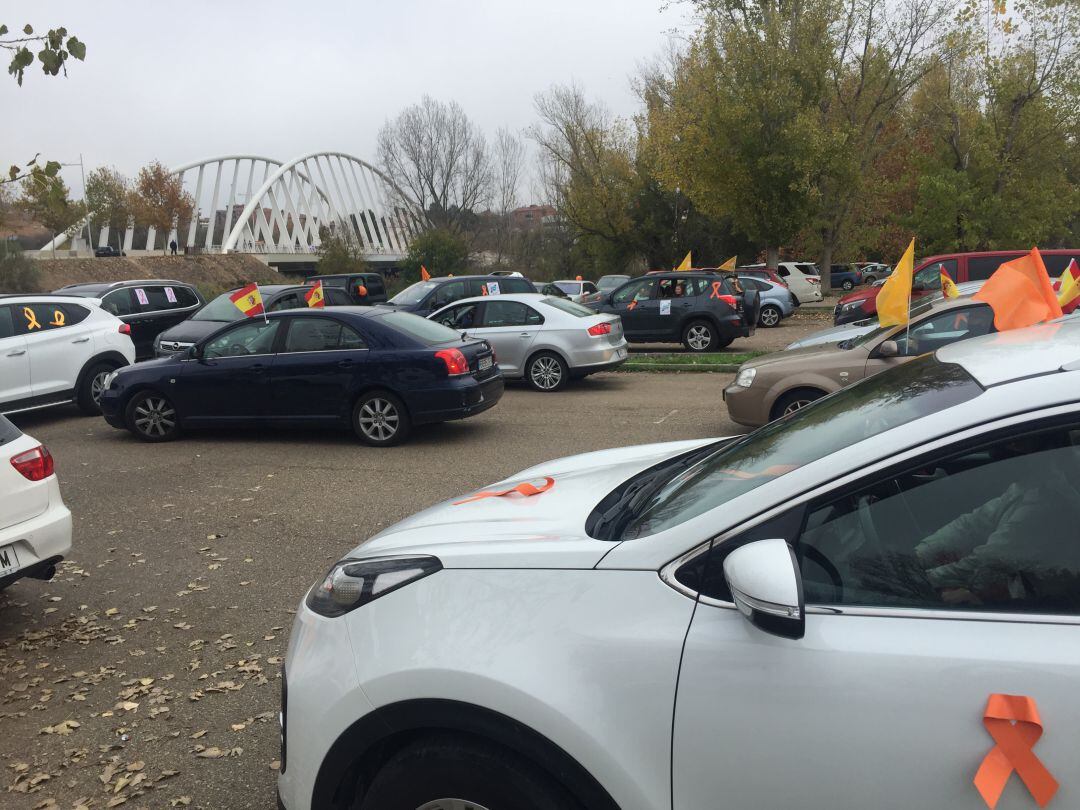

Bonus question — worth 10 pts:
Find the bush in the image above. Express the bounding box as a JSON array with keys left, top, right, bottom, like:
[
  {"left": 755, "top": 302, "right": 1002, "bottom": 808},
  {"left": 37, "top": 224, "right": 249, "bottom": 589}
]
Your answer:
[
  {"left": 0, "top": 243, "right": 41, "bottom": 293},
  {"left": 400, "top": 228, "right": 469, "bottom": 280}
]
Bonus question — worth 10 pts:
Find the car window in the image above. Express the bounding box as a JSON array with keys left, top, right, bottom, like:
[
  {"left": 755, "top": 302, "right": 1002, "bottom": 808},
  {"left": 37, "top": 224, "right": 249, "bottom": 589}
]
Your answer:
[
  {"left": 797, "top": 263, "right": 818, "bottom": 275},
  {"left": 481, "top": 301, "right": 539, "bottom": 327},
  {"left": 738, "top": 278, "right": 766, "bottom": 291},
  {"left": 542, "top": 297, "right": 595, "bottom": 317},
  {"left": 892, "top": 305, "right": 995, "bottom": 357},
  {"left": 0, "top": 305, "right": 13, "bottom": 339},
  {"left": 622, "top": 357, "right": 983, "bottom": 538},
  {"left": 324, "top": 288, "right": 351, "bottom": 306},
  {"left": 364, "top": 275, "right": 385, "bottom": 295},
  {"left": 203, "top": 319, "right": 280, "bottom": 358},
  {"left": 658, "top": 278, "right": 694, "bottom": 298},
  {"left": 797, "top": 423, "right": 1080, "bottom": 614},
  {"left": 434, "top": 303, "right": 480, "bottom": 330},
  {"left": 1042, "top": 255, "right": 1080, "bottom": 276},
  {"left": 13, "top": 302, "right": 83, "bottom": 334},
  {"left": 283, "top": 318, "right": 366, "bottom": 352},
  {"left": 502, "top": 278, "right": 534, "bottom": 294},
  {"left": 432, "top": 281, "right": 467, "bottom": 308},
  {"left": 268, "top": 292, "right": 303, "bottom": 312},
  {"left": 777, "top": 267, "right": 790, "bottom": 277},
  {"left": 163, "top": 286, "right": 200, "bottom": 308},
  {"left": 583, "top": 282, "right": 598, "bottom": 294},
  {"left": 134, "top": 285, "right": 174, "bottom": 311},
  {"left": 612, "top": 278, "right": 657, "bottom": 304},
  {"left": 389, "top": 281, "right": 438, "bottom": 306},
  {"left": 192, "top": 291, "right": 247, "bottom": 322},
  {"left": 101, "top": 289, "right": 135, "bottom": 316},
  {"left": 57, "top": 303, "right": 90, "bottom": 326},
  {"left": 379, "top": 311, "right": 463, "bottom": 344},
  {"left": 554, "top": 282, "right": 581, "bottom": 295},
  {"left": 914, "top": 259, "right": 958, "bottom": 287}
]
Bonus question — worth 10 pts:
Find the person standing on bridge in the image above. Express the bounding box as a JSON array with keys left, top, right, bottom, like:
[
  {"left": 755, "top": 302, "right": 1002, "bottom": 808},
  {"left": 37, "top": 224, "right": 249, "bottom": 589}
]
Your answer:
[{"left": 169, "top": 239, "right": 178, "bottom": 255}]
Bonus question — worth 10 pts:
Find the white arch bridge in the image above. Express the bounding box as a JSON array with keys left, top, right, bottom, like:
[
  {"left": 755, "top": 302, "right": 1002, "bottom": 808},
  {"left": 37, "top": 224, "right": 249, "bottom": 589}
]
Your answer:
[{"left": 46, "top": 151, "right": 426, "bottom": 264}]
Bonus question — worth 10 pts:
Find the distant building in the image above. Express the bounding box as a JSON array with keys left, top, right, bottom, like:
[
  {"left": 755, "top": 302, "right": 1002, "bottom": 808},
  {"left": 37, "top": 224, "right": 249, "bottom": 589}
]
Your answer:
[{"left": 510, "top": 205, "right": 558, "bottom": 231}]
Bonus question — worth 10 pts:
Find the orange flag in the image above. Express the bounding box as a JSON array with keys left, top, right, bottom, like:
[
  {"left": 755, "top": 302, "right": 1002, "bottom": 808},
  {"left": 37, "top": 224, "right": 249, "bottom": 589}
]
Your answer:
[
  {"left": 973, "top": 247, "right": 1062, "bottom": 331},
  {"left": 421, "top": 265, "right": 431, "bottom": 281}
]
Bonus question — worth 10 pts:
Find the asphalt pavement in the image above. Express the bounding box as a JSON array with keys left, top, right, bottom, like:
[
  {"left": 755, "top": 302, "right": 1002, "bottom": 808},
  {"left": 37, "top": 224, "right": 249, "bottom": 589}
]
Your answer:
[{"left": 0, "top": 372, "right": 742, "bottom": 809}]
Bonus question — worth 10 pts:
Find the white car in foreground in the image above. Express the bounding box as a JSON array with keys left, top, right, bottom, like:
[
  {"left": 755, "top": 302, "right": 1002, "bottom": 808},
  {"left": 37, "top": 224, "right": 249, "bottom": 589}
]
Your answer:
[
  {"left": 430, "top": 293, "right": 628, "bottom": 391},
  {"left": 1, "top": 294, "right": 136, "bottom": 415},
  {"left": 281, "top": 320, "right": 1080, "bottom": 810},
  {"left": 0, "top": 415, "right": 71, "bottom": 591}
]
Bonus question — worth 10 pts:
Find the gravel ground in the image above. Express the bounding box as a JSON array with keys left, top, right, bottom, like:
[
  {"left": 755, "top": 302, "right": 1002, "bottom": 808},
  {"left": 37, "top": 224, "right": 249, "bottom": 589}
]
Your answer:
[{"left": 1, "top": 372, "right": 743, "bottom": 809}]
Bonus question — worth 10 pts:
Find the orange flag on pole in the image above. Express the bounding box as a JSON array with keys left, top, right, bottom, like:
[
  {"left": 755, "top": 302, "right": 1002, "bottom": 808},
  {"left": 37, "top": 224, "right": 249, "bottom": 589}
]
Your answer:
[
  {"left": 421, "top": 265, "right": 431, "bottom": 281},
  {"left": 973, "top": 247, "right": 1062, "bottom": 331}
]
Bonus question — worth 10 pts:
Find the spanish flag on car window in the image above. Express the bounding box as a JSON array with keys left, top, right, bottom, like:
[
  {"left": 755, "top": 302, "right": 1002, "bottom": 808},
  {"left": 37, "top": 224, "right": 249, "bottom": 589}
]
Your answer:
[
  {"left": 940, "top": 267, "right": 960, "bottom": 298},
  {"left": 229, "top": 283, "right": 264, "bottom": 317},
  {"left": 305, "top": 281, "right": 325, "bottom": 308},
  {"left": 1056, "top": 259, "right": 1080, "bottom": 313}
]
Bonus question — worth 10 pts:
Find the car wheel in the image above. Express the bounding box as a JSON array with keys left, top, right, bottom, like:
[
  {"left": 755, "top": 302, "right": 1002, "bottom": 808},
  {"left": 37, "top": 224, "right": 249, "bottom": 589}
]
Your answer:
[
  {"left": 125, "top": 390, "right": 181, "bottom": 442},
  {"left": 841, "top": 280, "right": 854, "bottom": 290},
  {"left": 76, "top": 362, "right": 116, "bottom": 415},
  {"left": 770, "top": 388, "right": 826, "bottom": 421},
  {"left": 682, "top": 320, "right": 718, "bottom": 352},
  {"left": 353, "top": 391, "right": 411, "bottom": 446},
  {"left": 863, "top": 274, "right": 876, "bottom": 284},
  {"left": 758, "top": 305, "right": 782, "bottom": 328},
  {"left": 360, "top": 735, "right": 579, "bottom": 810},
  {"left": 526, "top": 352, "right": 568, "bottom": 392}
]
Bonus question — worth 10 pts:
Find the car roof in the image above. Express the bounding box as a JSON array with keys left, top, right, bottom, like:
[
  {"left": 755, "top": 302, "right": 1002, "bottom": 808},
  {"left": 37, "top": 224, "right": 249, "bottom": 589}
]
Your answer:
[
  {"left": 423, "top": 274, "right": 529, "bottom": 283},
  {"left": 0, "top": 293, "right": 104, "bottom": 305},
  {"left": 220, "top": 284, "right": 300, "bottom": 296},
  {"left": 431, "top": 292, "right": 551, "bottom": 308},
  {"left": 59, "top": 279, "right": 190, "bottom": 292},
  {"left": 938, "top": 315, "right": 1080, "bottom": 387}
]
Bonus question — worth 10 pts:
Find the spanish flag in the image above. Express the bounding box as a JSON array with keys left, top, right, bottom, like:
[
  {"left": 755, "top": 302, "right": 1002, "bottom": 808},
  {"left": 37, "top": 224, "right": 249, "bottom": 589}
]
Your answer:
[
  {"left": 718, "top": 255, "right": 737, "bottom": 271},
  {"left": 676, "top": 252, "right": 692, "bottom": 271},
  {"left": 877, "top": 238, "right": 915, "bottom": 327},
  {"left": 305, "top": 281, "right": 325, "bottom": 308},
  {"left": 229, "top": 283, "right": 264, "bottom": 317},
  {"left": 1056, "top": 259, "right": 1080, "bottom": 313},
  {"left": 421, "top": 265, "right": 431, "bottom": 281},
  {"left": 974, "top": 247, "right": 1062, "bottom": 331},
  {"left": 940, "top": 267, "right": 960, "bottom": 298}
]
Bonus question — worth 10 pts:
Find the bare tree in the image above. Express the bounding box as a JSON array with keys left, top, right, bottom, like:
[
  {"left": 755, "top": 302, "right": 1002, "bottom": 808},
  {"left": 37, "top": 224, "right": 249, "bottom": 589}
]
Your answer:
[
  {"left": 377, "top": 96, "right": 492, "bottom": 233},
  {"left": 493, "top": 128, "right": 526, "bottom": 215}
]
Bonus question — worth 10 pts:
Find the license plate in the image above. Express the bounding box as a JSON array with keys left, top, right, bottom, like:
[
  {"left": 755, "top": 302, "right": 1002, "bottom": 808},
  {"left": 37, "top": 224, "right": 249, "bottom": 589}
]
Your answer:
[
  {"left": 0, "top": 544, "right": 20, "bottom": 575},
  {"left": 478, "top": 356, "right": 493, "bottom": 371}
]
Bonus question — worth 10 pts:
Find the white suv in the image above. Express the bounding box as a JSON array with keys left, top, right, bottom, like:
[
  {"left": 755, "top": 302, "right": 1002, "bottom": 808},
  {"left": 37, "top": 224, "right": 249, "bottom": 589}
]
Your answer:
[
  {"left": 281, "top": 321, "right": 1080, "bottom": 810},
  {"left": 743, "top": 261, "right": 823, "bottom": 303},
  {"left": 0, "top": 295, "right": 136, "bottom": 416},
  {"left": 0, "top": 415, "right": 71, "bottom": 591}
]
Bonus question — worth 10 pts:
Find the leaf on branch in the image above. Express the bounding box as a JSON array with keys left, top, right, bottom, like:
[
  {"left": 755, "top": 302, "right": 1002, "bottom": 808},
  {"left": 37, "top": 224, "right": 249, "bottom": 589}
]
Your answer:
[
  {"left": 0, "top": 25, "right": 8, "bottom": 37},
  {"left": 8, "top": 166, "right": 19, "bottom": 181},
  {"left": 67, "top": 36, "right": 85, "bottom": 61},
  {"left": 23, "top": 24, "right": 33, "bottom": 35}
]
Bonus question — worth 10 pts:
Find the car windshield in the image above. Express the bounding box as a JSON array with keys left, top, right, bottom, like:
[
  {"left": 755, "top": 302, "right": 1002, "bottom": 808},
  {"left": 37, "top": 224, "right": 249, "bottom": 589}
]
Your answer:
[
  {"left": 542, "top": 297, "right": 595, "bottom": 317},
  {"left": 845, "top": 299, "right": 940, "bottom": 348},
  {"left": 389, "top": 281, "right": 438, "bottom": 306},
  {"left": 620, "top": 357, "right": 983, "bottom": 539},
  {"left": 192, "top": 291, "right": 247, "bottom": 322},
  {"left": 598, "top": 276, "right": 628, "bottom": 292},
  {"left": 380, "top": 310, "right": 463, "bottom": 344},
  {"left": 554, "top": 281, "right": 581, "bottom": 295}
]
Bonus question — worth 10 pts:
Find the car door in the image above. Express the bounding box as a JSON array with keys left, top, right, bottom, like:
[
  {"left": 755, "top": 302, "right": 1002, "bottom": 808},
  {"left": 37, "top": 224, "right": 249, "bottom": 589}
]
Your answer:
[
  {"left": 865, "top": 305, "right": 996, "bottom": 379},
  {"left": 18, "top": 300, "right": 96, "bottom": 398},
  {"left": 431, "top": 302, "right": 482, "bottom": 335},
  {"left": 269, "top": 316, "right": 368, "bottom": 421},
  {"left": 609, "top": 278, "right": 659, "bottom": 340},
  {"left": 673, "top": 414, "right": 1080, "bottom": 809},
  {"left": 124, "top": 285, "right": 168, "bottom": 358},
  {"left": 0, "top": 305, "right": 30, "bottom": 405},
  {"left": 175, "top": 318, "right": 282, "bottom": 421},
  {"left": 467, "top": 300, "right": 541, "bottom": 376}
]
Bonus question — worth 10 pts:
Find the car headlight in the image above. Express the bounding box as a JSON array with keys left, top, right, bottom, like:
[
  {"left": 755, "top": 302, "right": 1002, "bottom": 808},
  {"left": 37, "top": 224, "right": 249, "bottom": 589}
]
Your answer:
[
  {"left": 735, "top": 367, "right": 757, "bottom": 388},
  {"left": 102, "top": 370, "right": 120, "bottom": 389},
  {"left": 306, "top": 555, "right": 442, "bottom": 618},
  {"left": 840, "top": 301, "right": 862, "bottom": 313}
]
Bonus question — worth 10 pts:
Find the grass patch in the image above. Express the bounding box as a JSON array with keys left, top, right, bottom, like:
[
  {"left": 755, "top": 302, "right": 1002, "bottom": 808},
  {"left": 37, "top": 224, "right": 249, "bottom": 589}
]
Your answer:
[{"left": 620, "top": 351, "right": 765, "bottom": 372}]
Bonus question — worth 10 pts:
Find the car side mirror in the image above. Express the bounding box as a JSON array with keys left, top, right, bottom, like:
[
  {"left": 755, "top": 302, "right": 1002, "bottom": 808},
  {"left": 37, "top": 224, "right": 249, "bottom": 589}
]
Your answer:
[
  {"left": 187, "top": 345, "right": 201, "bottom": 359},
  {"left": 878, "top": 340, "right": 899, "bottom": 358},
  {"left": 722, "top": 539, "right": 804, "bottom": 640}
]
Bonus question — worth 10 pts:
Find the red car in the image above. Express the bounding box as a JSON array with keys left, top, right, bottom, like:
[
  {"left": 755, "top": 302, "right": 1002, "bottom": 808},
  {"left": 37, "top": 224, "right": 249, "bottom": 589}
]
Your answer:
[{"left": 833, "top": 249, "right": 1080, "bottom": 325}]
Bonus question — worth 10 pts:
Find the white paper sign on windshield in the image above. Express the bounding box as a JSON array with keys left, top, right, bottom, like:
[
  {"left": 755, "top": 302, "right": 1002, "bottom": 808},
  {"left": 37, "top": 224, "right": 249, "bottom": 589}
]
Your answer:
[{"left": 487, "top": 281, "right": 501, "bottom": 296}]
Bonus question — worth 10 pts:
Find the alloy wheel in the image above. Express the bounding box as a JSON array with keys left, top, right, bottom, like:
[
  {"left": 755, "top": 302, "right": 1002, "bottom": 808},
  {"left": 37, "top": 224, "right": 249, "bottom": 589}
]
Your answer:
[
  {"left": 782, "top": 398, "right": 814, "bottom": 416},
  {"left": 358, "top": 397, "right": 400, "bottom": 442},
  {"left": 530, "top": 356, "right": 563, "bottom": 390},
  {"left": 416, "top": 801, "right": 492, "bottom": 810},
  {"left": 686, "top": 325, "right": 711, "bottom": 350},
  {"left": 90, "top": 371, "right": 110, "bottom": 405},
  {"left": 759, "top": 307, "right": 780, "bottom": 327},
  {"left": 133, "top": 396, "right": 176, "bottom": 438}
]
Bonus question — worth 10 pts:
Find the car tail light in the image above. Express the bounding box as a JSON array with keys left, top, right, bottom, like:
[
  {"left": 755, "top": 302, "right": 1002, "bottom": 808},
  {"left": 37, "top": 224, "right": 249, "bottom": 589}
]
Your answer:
[
  {"left": 717, "top": 294, "right": 738, "bottom": 308},
  {"left": 808, "top": 277, "right": 821, "bottom": 285},
  {"left": 118, "top": 323, "right": 131, "bottom": 335},
  {"left": 11, "top": 445, "right": 54, "bottom": 481},
  {"left": 587, "top": 322, "right": 612, "bottom": 336},
  {"left": 435, "top": 348, "right": 469, "bottom": 376}
]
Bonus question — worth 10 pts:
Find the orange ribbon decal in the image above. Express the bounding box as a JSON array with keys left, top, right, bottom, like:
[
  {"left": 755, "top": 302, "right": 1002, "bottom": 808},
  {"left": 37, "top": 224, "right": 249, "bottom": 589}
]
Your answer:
[
  {"left": 626, "top": 300, "right": 637, "bottom": 311},
  {"left": 709, "top": 281, "right": 723, "bottom": 299},
  {"left": 23, "top": 306, "right": 41, "bottom": 330},
  {"left": 974, "top": 694, "right": 1058, "bottom": 809},
  {"left": 454, "top": 476, "right": 554, "bottom": 505},
  {"left": 50, "top": 309, "right": 65, "bottom": 327}
]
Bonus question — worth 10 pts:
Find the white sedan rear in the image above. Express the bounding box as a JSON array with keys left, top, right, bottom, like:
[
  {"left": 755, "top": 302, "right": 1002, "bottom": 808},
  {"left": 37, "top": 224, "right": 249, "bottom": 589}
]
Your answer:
[{"left": 430, "top": 293, "right": 628, "bottom": 391}]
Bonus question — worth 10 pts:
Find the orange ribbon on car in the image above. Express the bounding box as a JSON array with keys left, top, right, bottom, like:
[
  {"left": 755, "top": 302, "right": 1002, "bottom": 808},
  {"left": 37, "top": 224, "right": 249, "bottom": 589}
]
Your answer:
[
  {"left": 454, "top": 476, "right": 555, "bottom": 505},
  {"left": 974, "top": 694, "right": 1058, "bottom": 809},
  {"left": 709, "top": 281, "right": 723, "bottom": 299}
]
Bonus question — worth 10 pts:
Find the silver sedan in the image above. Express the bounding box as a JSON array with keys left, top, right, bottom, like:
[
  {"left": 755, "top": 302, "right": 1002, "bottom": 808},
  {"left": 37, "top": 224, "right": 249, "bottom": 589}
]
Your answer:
[{"left": 430, "top": 293, "right": 628, "bottom": 391}]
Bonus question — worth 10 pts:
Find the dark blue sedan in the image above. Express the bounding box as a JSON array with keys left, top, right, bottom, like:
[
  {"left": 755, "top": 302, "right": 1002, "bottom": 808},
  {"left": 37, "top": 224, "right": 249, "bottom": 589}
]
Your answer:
[{"left": 98, "top": 308, "right": 503, "bottom": 446}]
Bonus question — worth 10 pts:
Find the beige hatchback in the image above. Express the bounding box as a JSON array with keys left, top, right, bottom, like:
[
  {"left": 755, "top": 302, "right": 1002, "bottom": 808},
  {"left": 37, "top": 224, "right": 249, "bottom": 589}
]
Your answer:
[{"left": 724, "top": 297, "right": 996, "bottom": 427}]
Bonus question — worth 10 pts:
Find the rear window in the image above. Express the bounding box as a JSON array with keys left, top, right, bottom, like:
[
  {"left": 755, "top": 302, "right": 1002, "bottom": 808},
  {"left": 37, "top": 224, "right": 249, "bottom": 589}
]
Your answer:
[
  {"left": 390, "top": 281, "right": 438, "bottom": 306},
  {"left": 193, "top": 292, "right": 246, "bottom": 322},
  {"left": 0, "top": 414, "right": 20, "bottom": 447},
  {"left": 554, "top": 281, "right": 582, "bottom": 295},
  {"left": 380, "top": 311, "right": 463, "bottom": 344},
  {"left": 542, "top": 297, "right": 595, "bottom": 317},
  {"left": 499, "top": 278, "right": 535, "bottom": 294}
]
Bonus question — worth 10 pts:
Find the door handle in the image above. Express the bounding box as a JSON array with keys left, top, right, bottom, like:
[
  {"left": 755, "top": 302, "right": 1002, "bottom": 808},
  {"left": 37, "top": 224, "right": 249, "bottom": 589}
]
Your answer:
[
  {"left": 71, "top": 337, "right": 90, "bottom": 344},
  {"left": 6, "top": 350, "right": 25, "bottom": 357},
  {"left": 519, "top": 332, "right": 531, "bottom": 338}
]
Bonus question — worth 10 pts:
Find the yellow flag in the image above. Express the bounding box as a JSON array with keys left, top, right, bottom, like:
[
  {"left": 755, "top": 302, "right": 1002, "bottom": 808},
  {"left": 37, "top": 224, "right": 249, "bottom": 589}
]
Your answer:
[
  {"left": 877, "top": 238, "right": 915, "bottom": 327},
  {"left": 675, "top": 251, "right": 692, "bottom": 271},
  {"left": 1058, "top": 262, "right": 1080, "bottom": 308},
  {"left": 940, "top": 267, "right": 959, "bottom": 299},
  {"left": 718, "top": 255, "right": 737, "bottom": 272}
]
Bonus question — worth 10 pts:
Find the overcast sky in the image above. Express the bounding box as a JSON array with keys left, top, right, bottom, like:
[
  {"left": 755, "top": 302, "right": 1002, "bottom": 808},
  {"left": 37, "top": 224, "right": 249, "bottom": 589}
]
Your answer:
[{"left": 3, "top": 0, "right": 690, "bottom": 200}]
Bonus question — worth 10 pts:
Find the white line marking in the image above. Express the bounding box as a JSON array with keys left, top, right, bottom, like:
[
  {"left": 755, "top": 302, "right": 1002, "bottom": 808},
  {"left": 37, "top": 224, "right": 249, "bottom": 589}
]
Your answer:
[{"left": 654, "top": 409, "right": 678, "bottom": 424}]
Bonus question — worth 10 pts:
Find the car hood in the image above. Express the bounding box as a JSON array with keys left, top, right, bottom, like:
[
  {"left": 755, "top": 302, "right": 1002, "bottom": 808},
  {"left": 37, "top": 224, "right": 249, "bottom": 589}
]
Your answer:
[
  {"left": 157, "top": 319, "right": 233, "bottom": 345},
  {"left": 742, "top": 342, "right": 864, "bottom": 372},
  {"left": 787, "top": 320, "right": 876, "bottom": 349},
  {"left": 348, "top": 438, "right": 719, "bottom": 569}
]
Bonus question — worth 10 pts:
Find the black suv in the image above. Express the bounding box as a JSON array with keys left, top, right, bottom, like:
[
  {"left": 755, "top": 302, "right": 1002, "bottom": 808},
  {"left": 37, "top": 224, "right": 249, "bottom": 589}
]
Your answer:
[
  {"left": 386, "top": 275, "right": 535, "bottom": 314},
  {"left": 592, "top": 272, "right": 759, "bottom": 351},
  {"left": 56, "top": 279, "right": 205, "bottom": 360},
  {"left": 307, "top": 272, "right": 388, "bottom": 305}
]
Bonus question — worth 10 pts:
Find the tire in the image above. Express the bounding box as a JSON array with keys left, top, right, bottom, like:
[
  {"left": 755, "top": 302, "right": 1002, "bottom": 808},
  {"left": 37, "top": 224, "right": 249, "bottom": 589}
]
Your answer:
[
  {"left": 76, "top": 362, "right": 115, "bottom": 415},
  {"left": 841, "top": 279, "right": 854, "bottom": 291},
  {"left": 353, "top": 390, "right": 411, "bottom": 446},
  {"left": 125, "top": 390, "right": 181, "bottom": 442},
  {"left": 770, "top": 388, "right": 826, "bottom": 422},
  {"left": 758, "top": 304, "right": 782, "bottom": 328},
  {"left": 863, "top": 274, "right": 877, "bottom": 284},
  {"left": 360, "top": 734, "right": 580, "bottom": 810},
  {"left": 525, "top": 352, "right": 568, "bottom": 392},
  {"left": 682, "top": 319, "right": 719, "bottom": 353}
]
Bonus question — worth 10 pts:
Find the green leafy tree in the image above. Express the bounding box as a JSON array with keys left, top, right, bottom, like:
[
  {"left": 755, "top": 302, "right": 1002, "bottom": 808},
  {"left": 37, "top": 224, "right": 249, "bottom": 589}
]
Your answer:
[
  {"left": 18, "top": 173, "right": 85, "bottom": 256},
  {"left": 400, "top": 228, "right": 470, "bottom": 279},
  {"left": 317, "top": 224, "right": 369, "bottom": 274},
  {"left": 84, "top": 167, "right": 131, "bottom": 251}
]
